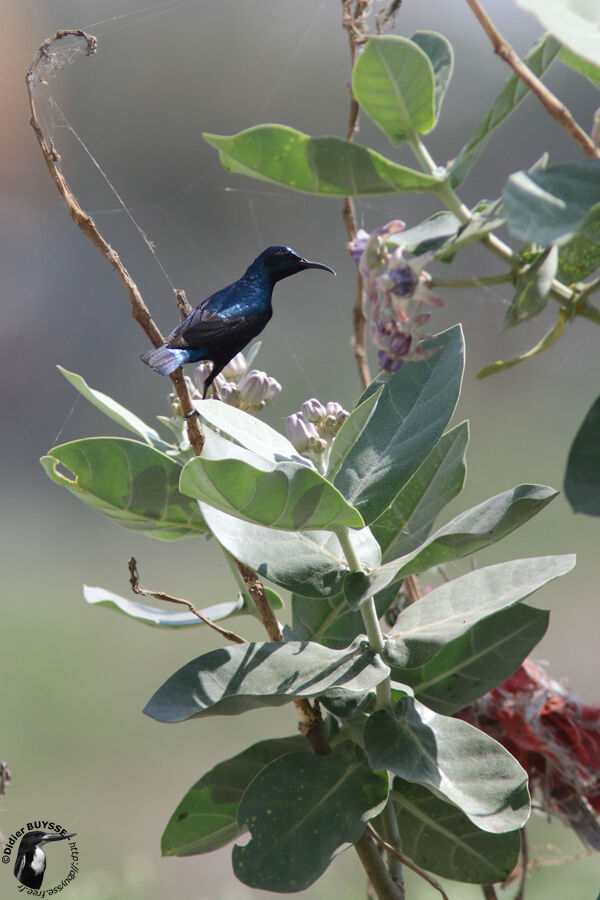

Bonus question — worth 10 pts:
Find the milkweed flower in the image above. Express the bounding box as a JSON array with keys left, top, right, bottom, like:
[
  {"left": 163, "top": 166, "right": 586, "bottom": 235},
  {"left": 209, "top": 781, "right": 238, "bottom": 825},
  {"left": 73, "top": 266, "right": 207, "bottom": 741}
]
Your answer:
[{"left": 349, "top": 220, "right": 443, "bottom": 373}]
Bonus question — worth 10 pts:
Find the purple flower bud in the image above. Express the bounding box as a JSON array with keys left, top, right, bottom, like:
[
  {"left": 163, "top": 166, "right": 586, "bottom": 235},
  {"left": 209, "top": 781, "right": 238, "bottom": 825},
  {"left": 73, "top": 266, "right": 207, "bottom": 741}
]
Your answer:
[
  {"left": 301, "top": 398, "right": 327, "bottom": 423},
  {"left": 388, "top": 264, "right": 419, "bottom": 297},
  {"left": 347, "top": 229, "right": 369, "bottom": 263},
  {"left": 377, "top": 350, "right": 404, "bottom": 373},
  {"left": 285, "top": 413, "right": 320, "bottom": 453},
  {"left": 263, "top": 376, "right": 282, "bottom": 404},
  {"left": 221, "top": 352, "right": 247, "bottom": 380}
]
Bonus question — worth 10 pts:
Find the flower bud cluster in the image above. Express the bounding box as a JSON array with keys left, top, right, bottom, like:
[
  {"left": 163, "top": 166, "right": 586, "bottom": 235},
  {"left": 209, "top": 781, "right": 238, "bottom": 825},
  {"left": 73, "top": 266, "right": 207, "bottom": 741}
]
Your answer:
[
  {"left": 348, "top": 219, "right": 443, "bottom": 373},
  {"left": 191, "top": 352, "right": 282, "bottom": 413},
  {"left": 285, "top": 398, "right": 349, "bottom": 470}
]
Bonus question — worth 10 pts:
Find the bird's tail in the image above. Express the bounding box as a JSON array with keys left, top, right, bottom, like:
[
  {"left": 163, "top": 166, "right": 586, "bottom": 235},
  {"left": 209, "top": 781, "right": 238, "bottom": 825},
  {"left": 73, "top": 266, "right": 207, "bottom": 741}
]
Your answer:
[{"left": 140, "top": 346, "right": 189, "bottom": 375}]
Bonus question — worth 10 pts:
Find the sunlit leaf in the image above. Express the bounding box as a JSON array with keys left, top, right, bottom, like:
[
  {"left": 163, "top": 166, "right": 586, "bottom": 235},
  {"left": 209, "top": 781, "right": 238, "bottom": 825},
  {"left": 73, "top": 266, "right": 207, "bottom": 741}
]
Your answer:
[
  {"left": 365, "top": 700, "right": 530, "bottom": 832},
  {"left": 144, "top": 637, "right": 390, "bottom": 722},
  {"left": 40, "top": 437, "right": 207, "bottom": 540},
  {"left": 204, "top": 126, "right": 439, "bottom": 196},
  {"left": 411, "top": 31, "right": 454, "bottom": 117},
  {"left": 515, "top": 0, "right": 600, "bottom": 67},
  {"left": 557, "top": 202, "right": 600, "bottom": 283}
]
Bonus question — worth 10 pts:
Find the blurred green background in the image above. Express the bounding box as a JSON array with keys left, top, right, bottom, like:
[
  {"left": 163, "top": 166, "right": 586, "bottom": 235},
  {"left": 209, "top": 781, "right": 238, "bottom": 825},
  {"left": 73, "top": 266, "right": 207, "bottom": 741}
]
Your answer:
[{"left": 1, "top": 0, "right": 599, "bottom": 896}]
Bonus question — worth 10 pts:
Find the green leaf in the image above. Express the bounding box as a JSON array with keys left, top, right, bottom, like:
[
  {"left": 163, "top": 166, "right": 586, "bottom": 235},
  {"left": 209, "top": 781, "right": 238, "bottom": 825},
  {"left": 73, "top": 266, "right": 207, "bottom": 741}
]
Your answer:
[
  {"left": 180, "top": 429, "right": 363, "bottom": 532},
  {"left": 449, "top": 35, "right": 561, "bottom": 188},
  {"left": 196, "top": 399, "right": 301, "bottom": 463},
  {"left": 352, "top": 35, "right": 436, "bottom": 143},
  {"left": 477, "top": 307, "right": 567, "bottom": 378},
  {"left": 515, "top": 0, "right": 600, "bottom": 67},
  {"left": 411, "top": 31, "right": 454, "bottom": 118},
  {"left": 392, "top": 779, "right": 521, "bottom": 883},
  {"left": 144, "top": 636, "right": 390, "bottom": 722},
  {"left": 58, "top": 366, "right": 175, "bottom": 453},
  {"left": 200, "top": 503, "right": 381, "bottom": 598},
  {"left": 386, "top": 483, "right": 558, "bottom": 579},
  {"left": 233, "top": 742, "right": 388, "bottom": 892},
  {"left": 162, "top": 736, "right": 309, "bottom": 856},
  {"left": 504, "top": 245, "right": 558, "bottom": 327},
  {"left": 559, "top": 46, "right": 600, "bottom": 86},
  {"left": 82, "top": 584, "right": 283, "bottom": 627},
  {"left": 385, "top": 210, "right": 461, "bottom": 256},
  {"left": 204, "top": 125, "right": 439, "bottom": 196},
  {"left": 334, "top": 326, "right": 464, "bottom": 525},
  {"left": 565, "top": 394, "right": 600, "bottom": 515},
  {"left": 444, "top": 198, "right": 506, "bottom": 253},
  {"left": 365, "top": 701, "right": 530, "bottom": 833},
  {"left": 370, "top": 422, "right": 469, "bottom": 558},
  {"left": 557, "top": 202, "right": 600, "bottom": 283},
  {"left": 326, "top": 388, "right": 382, "bottom": 481},
  {"left": 396, "top": 604, "right": 549, "bottom": 715},
  {"left": 40, "top": 437, "right": 207, "bottom": 540},
  {"left": 384, "top": 555, "right": 575, "bottom": 669},
  {"left": 503, "top": 160, "right": 600, "bottom": 245}
]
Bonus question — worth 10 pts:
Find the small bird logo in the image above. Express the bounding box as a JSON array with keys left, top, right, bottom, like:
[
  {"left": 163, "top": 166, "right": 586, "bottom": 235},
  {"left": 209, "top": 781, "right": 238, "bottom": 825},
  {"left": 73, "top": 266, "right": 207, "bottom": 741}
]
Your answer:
[
  {"left": 140, "top": 245, "right": 335, "bottom": 398},
  {"left": 13, "top": 830, "right": 76, "bottom": 889}
]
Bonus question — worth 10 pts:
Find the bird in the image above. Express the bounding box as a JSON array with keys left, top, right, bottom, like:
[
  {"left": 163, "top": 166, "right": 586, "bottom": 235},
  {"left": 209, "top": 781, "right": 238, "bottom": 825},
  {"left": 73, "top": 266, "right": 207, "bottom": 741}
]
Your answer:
[
  {"left": 13, "top": 830, "right": 76, "bottom": 889},
  {"left": 140, "top": 245, "right": 335, "bottom": 398}
]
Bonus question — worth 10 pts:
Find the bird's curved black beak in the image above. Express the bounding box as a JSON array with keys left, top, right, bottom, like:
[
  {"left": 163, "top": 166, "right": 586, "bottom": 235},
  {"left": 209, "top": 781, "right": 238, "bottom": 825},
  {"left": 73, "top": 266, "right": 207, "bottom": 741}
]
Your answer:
[
  {"left": 40, "top": 832, "right": 77, "bottom": 844},
  {"left": 300, "top": 259, "right": 336, "bottom": 276}
]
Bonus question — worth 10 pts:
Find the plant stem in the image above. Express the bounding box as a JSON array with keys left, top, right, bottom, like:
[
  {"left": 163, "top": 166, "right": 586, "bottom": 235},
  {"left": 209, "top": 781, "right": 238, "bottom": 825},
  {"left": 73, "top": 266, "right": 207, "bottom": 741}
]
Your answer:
[
  {"left": 355, "top": 831, "right": 405, "bottom": 899},
  {"left": 381, "top": 794, "right": 404, "bottom": 887},
  {"left": 336, "top": 528, "right": 392, "bottom": 709}
]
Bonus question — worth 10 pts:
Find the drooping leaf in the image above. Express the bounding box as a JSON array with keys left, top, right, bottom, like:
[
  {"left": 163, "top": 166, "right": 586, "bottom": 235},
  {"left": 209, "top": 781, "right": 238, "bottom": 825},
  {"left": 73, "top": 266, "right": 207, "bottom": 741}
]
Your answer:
[
  {"left": 395, "top": 604, "right": 549, "bottom": 715},
  {"left": 477, "top": 307, "right": 567, "bottom": 378},
  {"left": 557, "top": 202, "right": 600, "bottom": 284},
  {"left": 58, "top": 366, "right": 175, "bottom": 453},
  {"left": 370, "top": 422, "right": 469, "bottom": 558},
  {"left": 352, "top": 35, "right": 437, "bottom": 143},
  {"left": 144, "top": 637, "right": 390, "bottom": 723},
  {"left": 503, "top": 160, "right": 600, "bottom": 245},
  {"left": 504, "top": 245, "right": 558, "bottom": 327},
  {"left": 204, "top": 126, "right": 439, "bottom": 196},
  {"left": 515, "top": 0, "right": 600, "bottom": 67},
  {"left": 233, "top": 742, "right": 388, "bottom": 892},
  {"left": 383, "top": 555, "right": 575, "bottom": 669},
  {"left": 385, "top": 210, "right": 461, "bottom": 256},
  {"left": 565, "top": 394, "right": 600, "bottom": 515},
  {"left": 365, "top": 701, "right": 530, "bottom": 833},
  {"left": 334, "top": 326, "right": 464, "bottom": 525},
  {"left": 384, "top": 483, "right": 558, "bottom": 579},
  {"left": 392, "top": 779, "right": 521, "bottom": 882},
  {"left": 82, "top": 584, "right": 283, "bottom": 628},
  {"left": 411, "top": 31, "right": 454, "bottom": 118},
  {"left": 40, "top": 437, "right": 207, "bottom": 540},
  {"left": 200, "top": 503, "right": 380, "bottom": 599},
  {"left": 180, "top": 429, "right": 363, "bottom": 532},
  {"left": 162, "top": 736, "right": 309, "bottom": 856},
  {"left": 449, "top": 35, "right": 561, "bottom": 187}
]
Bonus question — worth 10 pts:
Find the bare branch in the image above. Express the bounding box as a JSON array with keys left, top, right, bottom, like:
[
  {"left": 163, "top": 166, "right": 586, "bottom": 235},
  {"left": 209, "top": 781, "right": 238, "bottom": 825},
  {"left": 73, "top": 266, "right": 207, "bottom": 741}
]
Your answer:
[
  {"left": 366, "top": 825, "right": 447, "bottom": 900},
  {"left": 465, "top": 0, "right": 600, "bottom": 160},
  {"left": 128, "top": 557, "right": 247, "bottom": 644}
]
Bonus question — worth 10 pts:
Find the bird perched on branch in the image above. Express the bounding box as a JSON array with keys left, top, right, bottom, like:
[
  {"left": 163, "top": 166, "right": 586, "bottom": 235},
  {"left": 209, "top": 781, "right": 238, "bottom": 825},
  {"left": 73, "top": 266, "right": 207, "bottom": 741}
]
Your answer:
[{"left": 141, "top": 245, "right": 335, "bottom": 398}]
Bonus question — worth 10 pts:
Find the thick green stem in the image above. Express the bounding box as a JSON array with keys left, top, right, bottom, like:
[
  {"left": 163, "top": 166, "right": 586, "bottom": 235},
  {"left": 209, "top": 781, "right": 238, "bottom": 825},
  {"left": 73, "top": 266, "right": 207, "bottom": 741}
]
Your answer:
[
  {"left": 336, "top": 528, "right": 392, "bottom": 709},
  {"left": 381, "top": 792, "right": 404, "bottom": 887}
]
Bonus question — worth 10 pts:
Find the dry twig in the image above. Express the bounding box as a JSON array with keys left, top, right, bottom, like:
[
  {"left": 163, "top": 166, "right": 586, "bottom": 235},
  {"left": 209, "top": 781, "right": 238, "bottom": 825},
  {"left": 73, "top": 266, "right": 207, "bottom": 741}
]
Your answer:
[
  {"left": 128, "top": 557, "right": 247, "bottom": 644},
  {"left": 465, "top": 0, "right": 600, "bottom": 160}
]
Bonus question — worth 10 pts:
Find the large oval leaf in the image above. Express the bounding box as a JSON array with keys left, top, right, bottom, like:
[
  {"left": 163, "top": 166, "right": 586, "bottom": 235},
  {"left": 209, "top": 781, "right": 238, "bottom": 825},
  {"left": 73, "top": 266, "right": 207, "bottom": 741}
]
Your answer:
[
  {"left": 352, "top": 35, "right": 436, "bottom": 143},
  {"left": 515, "top": 0, "right": 600, "bottom": 67},
  {"left": 565, "top": 393, "right": 600, "bottom": 515},
  {"left": 41, "top": 437, "right": 207, "bottom": 540},
  {"left": 233, "top": 742, "right": 388, "bottom": 892},
  {"left": 365, "top": 701, "right": 530, "bottom": 833},
  {"left": 180, "top": 432, "right": 363, "bottom": 531},
  {"left": 144, "top": 637, "right": 390, "bottom": 722},
  {"left": 392, "top": 779, "right": 521, "bottom": 883},
  {"left": 204, "top": 125, "right": 439, "bottom": 196},
  {"left": 200, "top": 503, "right": 381, "bottom": 599}
]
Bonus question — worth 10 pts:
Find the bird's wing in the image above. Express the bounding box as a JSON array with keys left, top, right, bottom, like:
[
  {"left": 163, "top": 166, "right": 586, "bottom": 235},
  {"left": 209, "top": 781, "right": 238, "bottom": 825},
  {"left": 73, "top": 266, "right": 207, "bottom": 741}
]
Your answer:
[{"left": 167, "top": 300, "right": 264, "bottom": 351}]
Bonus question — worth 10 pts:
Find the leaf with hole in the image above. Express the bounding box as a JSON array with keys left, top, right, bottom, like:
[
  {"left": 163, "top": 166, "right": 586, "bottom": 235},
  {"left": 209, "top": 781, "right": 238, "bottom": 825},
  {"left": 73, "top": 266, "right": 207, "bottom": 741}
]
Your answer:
[{"left": 40, "top": 437, "right": 207, "bottom": 540}]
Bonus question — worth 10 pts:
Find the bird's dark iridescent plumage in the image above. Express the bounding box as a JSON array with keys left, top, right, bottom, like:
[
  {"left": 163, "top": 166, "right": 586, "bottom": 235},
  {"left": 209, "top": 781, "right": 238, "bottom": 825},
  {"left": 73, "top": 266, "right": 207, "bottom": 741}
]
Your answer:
[{"left": 140, "top": 245, "right": 335, "bottom": 397}]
